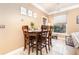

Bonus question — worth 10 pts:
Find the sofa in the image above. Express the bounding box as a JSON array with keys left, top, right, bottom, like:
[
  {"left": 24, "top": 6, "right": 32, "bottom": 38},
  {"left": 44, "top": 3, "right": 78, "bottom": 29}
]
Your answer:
[{"left": 71, "top": 32, "right": 79, "bottom": 48}]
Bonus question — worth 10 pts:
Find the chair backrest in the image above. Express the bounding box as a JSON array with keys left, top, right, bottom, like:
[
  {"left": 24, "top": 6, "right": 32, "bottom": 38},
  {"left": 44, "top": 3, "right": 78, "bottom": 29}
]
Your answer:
[
  {"left": 41, "top": 25, "right": 48, "bottom": 31},
  {"left": 49, "top": 26, "right": 53, "bottom": 37},
  {"left": 50, "top": 26, "right": 53, "bottom": 31},
  {"left": 22, "top": 25, "right": 29, "bottom": 39},
  {"left": 47, "top": 25, "right": 53, "bottom": 31},
  {"left": 41, "top": 25, "right": 49, "bottom": 40}
]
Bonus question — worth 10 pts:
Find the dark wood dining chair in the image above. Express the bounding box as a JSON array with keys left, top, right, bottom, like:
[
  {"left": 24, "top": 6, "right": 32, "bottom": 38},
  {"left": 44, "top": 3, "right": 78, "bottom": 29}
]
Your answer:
[
  {"left": 41, "top": 25, "right": 48, "bottom": 31},
  {"left": 41, "top": 25, "right": 53, "bottom": 51},
  {"left": 28, "top": 32, "right": 39, "bottom": 55},
  {"left": 22, "top": 25, "right": 36, "bottom": 54},
  {"left": 36, "top": 30, "right": 48, "bottom": 55},
  {"left": 35, "top": 25, "right": 48, "bottom": 55},
  {"left": 48, "top": 26, "right": 53, "bottom": 47},
  {"left": 22, "top": 25, "right": 29, "bottom": 51}
]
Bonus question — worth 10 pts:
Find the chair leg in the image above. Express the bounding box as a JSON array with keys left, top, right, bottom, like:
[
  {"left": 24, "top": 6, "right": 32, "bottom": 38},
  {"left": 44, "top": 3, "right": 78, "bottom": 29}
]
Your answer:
[
  {"left": 45, "top": 40, "right": 48, "bottom": 53},
  {"left": 48, "top": 39, "right": 50, "bottom": 51},
  {"left": 24, "top": 40, "right": 26, "bottom": 51},
  {"left": 36, "top": 44, "right": 38, "bottom": 55},
  {"left": 28, "top": 41, "right": 30, "bottom": 55},
  {"left": 40, "top": 48, "right": 42, "bottom": 55},
  {"left": 32, "top": 41, "right": 34, "bottom": 53},
  {"left": 32, "top": 46, "right": 34, "bottom": 52},
  {"left": 28, "top": 46, "right": 30, "bottom": 54},
  {"left": 40, "top": 43, "right": 42, "bottom": 55},
  {"left": 50, "top": 38, "right": 52, "bottom": 47},
  {"left": 36, "top": 40, "right": 38, "bottom": 55}
]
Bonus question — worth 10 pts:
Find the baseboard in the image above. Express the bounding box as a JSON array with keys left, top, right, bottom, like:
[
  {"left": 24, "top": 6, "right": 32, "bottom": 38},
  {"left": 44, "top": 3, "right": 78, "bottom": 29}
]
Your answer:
[{"left": 5, "top": 47, "right": 23, "bottom": 55}]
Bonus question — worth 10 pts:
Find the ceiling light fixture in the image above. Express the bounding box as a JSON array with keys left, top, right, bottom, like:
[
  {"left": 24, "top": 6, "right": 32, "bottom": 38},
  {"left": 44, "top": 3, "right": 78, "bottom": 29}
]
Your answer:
[{"left": 55, "top": 3, "right": 61, "bottom": 11}]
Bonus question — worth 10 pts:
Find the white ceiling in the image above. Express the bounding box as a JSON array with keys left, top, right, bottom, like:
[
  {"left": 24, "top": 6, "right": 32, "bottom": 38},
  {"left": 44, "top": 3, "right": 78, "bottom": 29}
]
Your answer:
[{"left": 32, "top": 3, "right": 79, "bottom": 15}]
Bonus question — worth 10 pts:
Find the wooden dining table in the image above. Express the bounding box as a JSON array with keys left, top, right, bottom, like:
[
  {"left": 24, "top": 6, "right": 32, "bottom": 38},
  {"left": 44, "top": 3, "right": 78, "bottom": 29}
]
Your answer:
[
  {"left": 27, "top": 30, "right": 42, "bottom": 55},
  {"left": 25, "top": 29, "right": 49, "bottom": 55}
]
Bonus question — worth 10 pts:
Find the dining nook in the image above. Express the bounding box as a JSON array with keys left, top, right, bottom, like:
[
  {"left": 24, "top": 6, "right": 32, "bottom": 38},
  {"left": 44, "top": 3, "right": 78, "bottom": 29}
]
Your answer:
[{"left": 22, "top": 25, "right": 53, "bottom": 55}]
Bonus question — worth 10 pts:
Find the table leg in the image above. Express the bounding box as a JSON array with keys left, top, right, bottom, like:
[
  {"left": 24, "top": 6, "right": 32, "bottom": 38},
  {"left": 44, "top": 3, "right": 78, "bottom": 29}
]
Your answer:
[{"left": 36, "top": 36, "right": 38, "bottom": 55}]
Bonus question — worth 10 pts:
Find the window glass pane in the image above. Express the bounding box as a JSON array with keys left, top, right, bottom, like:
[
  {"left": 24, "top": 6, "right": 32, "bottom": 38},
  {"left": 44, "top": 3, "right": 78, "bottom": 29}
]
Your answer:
[
  {"left": 53, "top": 15, "right": 67, "bottom": 33},
  {"left": 54, "top": 15, "right": 67, "bottom": 24}
]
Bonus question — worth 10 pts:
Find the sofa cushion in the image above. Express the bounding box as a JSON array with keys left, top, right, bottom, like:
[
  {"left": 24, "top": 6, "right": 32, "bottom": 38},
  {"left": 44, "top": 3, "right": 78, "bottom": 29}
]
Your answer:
[{"left": 71, "top": 32, "right": 79, "bottom": 48}]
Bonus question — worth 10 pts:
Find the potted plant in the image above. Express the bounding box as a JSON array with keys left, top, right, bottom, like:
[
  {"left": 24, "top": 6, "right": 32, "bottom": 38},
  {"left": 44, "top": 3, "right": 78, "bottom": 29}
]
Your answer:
[{"left": 30, "top": 22, "right": 34, "bottom": 30}]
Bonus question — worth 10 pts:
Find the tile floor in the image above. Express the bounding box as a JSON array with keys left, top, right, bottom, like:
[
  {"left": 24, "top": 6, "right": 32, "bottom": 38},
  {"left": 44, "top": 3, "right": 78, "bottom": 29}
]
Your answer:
[{"left": 10, "top": 39, "right": 79, "bottom": 55}]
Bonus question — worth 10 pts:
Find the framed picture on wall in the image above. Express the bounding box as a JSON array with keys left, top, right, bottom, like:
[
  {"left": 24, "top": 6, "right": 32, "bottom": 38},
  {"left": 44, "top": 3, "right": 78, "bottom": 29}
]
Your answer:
[
  {"left": 28, "top": 10, "right": 32, "bottom": 16},
  {"left": 20, "top": 6, "right": 27, "bottom": 16},
  {"left": 76, "top": 16, "right": 79, "bottom": 24}
]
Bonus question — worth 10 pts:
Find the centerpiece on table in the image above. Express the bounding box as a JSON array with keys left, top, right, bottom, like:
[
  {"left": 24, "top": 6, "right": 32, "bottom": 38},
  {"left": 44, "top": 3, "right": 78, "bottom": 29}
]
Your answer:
[{"left": 30, "top": 22, "right": 35, "bottom": 30}]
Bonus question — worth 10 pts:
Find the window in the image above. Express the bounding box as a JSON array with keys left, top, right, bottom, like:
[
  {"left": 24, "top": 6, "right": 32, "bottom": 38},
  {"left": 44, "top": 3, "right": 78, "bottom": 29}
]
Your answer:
[{"left": 53, "top": 15, "right": 67, "bottom": 33}]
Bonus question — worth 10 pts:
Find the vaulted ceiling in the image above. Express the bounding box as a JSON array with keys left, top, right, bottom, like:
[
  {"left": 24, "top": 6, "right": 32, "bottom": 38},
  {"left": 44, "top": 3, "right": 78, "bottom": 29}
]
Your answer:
[{"left": 32, "top": 3, "right": 79, "bottom": 15}]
